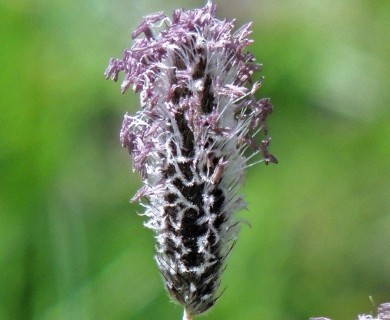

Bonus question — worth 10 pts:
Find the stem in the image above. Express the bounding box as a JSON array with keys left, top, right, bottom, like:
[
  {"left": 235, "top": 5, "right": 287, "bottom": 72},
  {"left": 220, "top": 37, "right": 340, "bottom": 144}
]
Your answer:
[{"left": 183, "top": 309, "right": 194, "bottom": 320}]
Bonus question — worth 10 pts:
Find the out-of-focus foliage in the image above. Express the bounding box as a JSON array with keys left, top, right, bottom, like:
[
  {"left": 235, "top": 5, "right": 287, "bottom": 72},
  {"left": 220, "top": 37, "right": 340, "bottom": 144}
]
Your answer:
[{"left": 0, "top": 0, "right": 388, "bottom": 319}]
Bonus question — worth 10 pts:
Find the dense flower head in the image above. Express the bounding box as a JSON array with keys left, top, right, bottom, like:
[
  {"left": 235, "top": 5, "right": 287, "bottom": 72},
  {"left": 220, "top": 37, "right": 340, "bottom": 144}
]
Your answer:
[
  {"left": 105, "top": 1, "right": 276, "bottom": 316},
  {"left": 311, "top": 302, "right": 390, "bottom": 320}
]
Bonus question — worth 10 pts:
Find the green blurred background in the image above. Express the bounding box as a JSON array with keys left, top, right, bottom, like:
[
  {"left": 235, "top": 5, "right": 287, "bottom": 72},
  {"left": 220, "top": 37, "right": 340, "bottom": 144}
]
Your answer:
[{"left": 1, "top": 0, "right": 389, "bottom": 319}]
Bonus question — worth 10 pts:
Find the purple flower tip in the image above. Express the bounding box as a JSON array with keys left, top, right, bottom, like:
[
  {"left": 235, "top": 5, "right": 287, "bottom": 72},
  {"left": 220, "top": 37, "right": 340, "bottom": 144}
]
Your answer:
[{"left": 106, "top": 1, "right": 276, "bottom": 315}]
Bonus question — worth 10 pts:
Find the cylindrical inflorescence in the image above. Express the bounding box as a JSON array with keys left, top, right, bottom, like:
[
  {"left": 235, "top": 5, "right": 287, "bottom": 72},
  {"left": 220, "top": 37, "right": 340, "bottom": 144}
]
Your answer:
[{"left": 105, "top": 1, "right": 276, "bottom": 316}]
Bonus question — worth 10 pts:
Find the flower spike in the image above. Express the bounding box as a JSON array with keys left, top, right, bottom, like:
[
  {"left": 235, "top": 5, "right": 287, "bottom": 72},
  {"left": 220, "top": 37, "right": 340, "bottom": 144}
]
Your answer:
[{"left": 106, "top": 1, "right": 276, "bottom": 316}]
